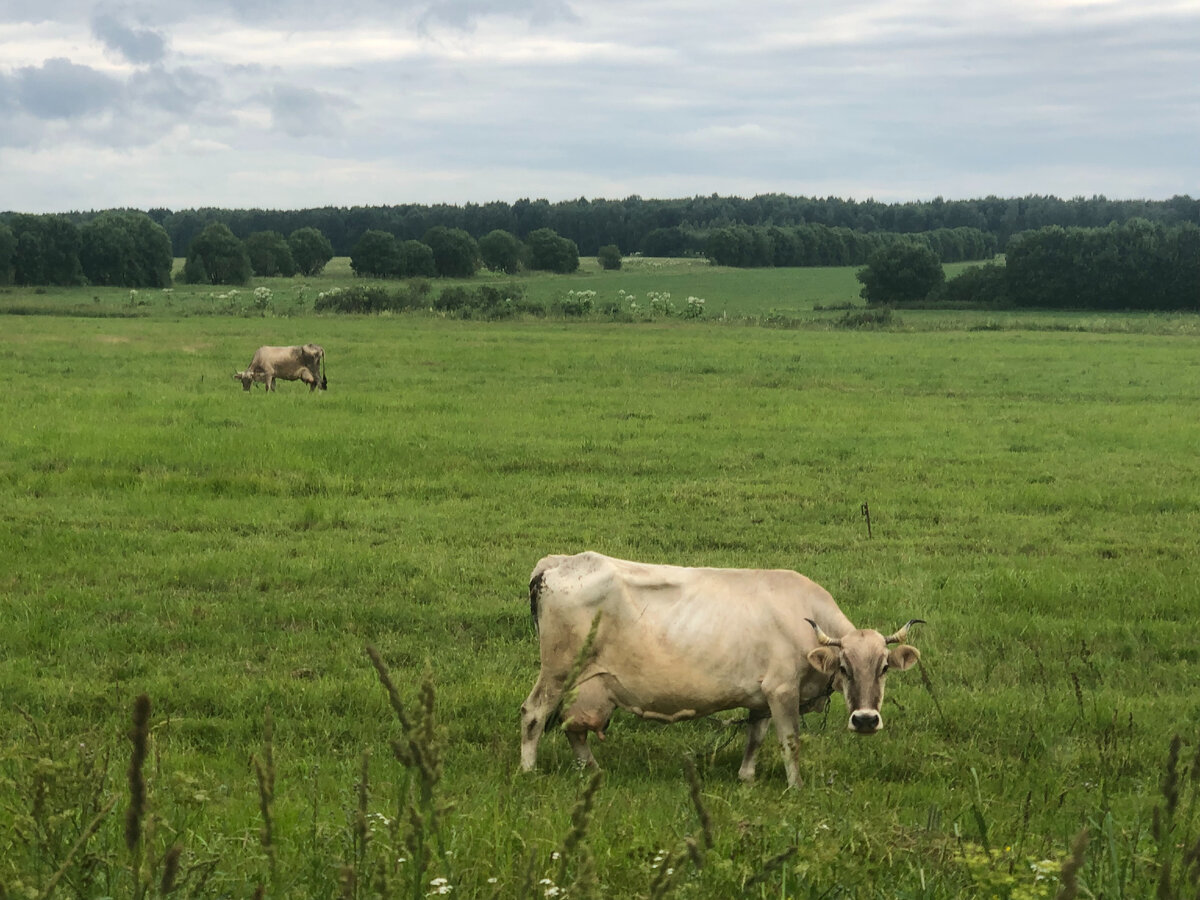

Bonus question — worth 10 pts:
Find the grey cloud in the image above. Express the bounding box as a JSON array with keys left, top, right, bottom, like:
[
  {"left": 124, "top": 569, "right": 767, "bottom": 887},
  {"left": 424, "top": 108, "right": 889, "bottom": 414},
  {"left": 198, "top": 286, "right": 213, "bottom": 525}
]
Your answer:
[
  {"left": 268, "top": 85, "right": 347, "bottom": 138},
  {"left": 128, "top": 65, "right": 215, "bottom": 115},
  {"left": 419, "top": 0, "right": 577, "bottom": 29},
  {"left": 15, "top": 58, "right": 122, "bottom": 119},
  {"left": 91, "top": 13, "right": 167, "bottom": 64}
]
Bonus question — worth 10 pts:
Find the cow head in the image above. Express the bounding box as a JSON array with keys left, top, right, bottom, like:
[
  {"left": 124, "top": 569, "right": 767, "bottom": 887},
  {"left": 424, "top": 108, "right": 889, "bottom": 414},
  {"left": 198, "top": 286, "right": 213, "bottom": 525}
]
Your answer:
[
  {"left": 233, "top": 370, "right": 255, "bottom": 391},
  {"left": 805, "top": 619, "right": 923, "bottom": 734}
]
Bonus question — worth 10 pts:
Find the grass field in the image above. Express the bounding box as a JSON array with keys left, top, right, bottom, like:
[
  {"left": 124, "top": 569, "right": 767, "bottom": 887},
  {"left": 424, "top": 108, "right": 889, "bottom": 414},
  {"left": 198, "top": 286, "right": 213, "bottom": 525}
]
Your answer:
[{"left": 2, "top": 265, "right": 1200, "bottom": 898}]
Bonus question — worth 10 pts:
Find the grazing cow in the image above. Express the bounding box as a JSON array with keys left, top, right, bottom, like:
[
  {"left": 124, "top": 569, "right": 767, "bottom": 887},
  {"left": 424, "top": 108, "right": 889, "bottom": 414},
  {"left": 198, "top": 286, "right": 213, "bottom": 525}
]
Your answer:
[
  {"left": 519, "top": 552, "right": 923, "bottom": 787},
  {"left": 234, "top": 344, "right": 327, "bottom": 392}
]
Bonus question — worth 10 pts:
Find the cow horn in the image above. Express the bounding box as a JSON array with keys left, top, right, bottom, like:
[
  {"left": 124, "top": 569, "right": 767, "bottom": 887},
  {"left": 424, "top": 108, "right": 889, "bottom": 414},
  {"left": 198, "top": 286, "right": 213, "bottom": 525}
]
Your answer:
[
  {"left": 806, "top": 618, "right": 842, "bottom": 647},
  {"left": 885, "top": 619, "right": 926, "bottom": 644}
]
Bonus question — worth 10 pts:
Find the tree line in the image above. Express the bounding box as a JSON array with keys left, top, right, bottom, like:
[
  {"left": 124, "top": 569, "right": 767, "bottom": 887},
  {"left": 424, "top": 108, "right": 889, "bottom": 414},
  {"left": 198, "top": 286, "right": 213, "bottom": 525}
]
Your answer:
[
  {"left": 5, "top": 193, "right": 1196, "bottom": 262},
  {"left": 702, "top": 224, "right": 996, "bottom": 267},
  {"left": 858, "top": 220, "right": 1200, "bottom": 311}
]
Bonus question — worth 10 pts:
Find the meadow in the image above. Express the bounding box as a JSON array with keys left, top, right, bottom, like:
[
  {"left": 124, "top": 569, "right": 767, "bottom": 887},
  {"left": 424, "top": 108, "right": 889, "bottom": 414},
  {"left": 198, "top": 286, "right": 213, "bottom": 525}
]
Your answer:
[{"left": 2, "top": 263, "right": 1200, "bottom": 898}]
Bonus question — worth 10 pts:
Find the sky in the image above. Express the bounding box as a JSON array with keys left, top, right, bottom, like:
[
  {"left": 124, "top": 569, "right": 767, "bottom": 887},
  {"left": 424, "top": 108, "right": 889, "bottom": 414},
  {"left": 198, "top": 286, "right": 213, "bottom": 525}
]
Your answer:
[{"left": 1, "top": 0, "right": 1197, "bottom": 213}]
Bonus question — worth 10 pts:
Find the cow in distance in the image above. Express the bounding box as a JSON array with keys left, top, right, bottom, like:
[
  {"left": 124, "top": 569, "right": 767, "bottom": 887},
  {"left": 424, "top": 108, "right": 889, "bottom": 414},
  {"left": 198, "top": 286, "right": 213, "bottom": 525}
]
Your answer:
[{"left": 234, "top": 344, "right": 327, "bottom": 392}]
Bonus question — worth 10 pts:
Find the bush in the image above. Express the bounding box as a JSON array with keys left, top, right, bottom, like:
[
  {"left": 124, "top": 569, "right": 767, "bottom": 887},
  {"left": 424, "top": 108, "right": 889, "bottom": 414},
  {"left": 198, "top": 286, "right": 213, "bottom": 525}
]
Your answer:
[
  {"left": 434, "top": 284, "right": 536, "bottom": 319},
  {"left": 856, "top": 242, "right": 944, "bottom": 305},
  {"left": 597, "top": 244, "right": 622, "bottom": 271},
  {"left": 288, "top": 227, "right": 334, "bottom": 277},
  {"left": 182, "top": 223, "right": 251, "bottom": 285},
  {"left": 479, "top": 229, "right": 523, "bottom": 274},
  {"left": 351, "top": 230, "right": 401, "bottom": 278},
  {"left": 526, "top": 228, "right": 579, "bottom": 274},
  {"left": 245, "top": 231, "right": 297, "bottom": 277},
  {"left": 423, "top": 227, "right": 480, "bottom": 278},
  {"left": 834, "top": 307, "right": 896, "bottom": 329},
  {"left": 929, "top": 263, "right": 1010, "bottom": 306},
  {"left": 312, "top": 284, "right": 424, "bottom": 313},
  {"left": 551, "top": 290, "right": 595, "bottom": 316}
]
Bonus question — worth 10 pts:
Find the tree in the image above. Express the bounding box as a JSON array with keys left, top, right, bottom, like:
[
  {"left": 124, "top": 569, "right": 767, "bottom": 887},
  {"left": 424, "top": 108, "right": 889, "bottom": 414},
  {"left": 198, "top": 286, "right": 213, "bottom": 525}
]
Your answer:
[
  {"left": 929, "top": 262, "right": 1009, "bottom": 306},
  {"left": 10, "top": 214, "right": 84, "bottom": 285},
  {"left": 288, "top": 227, "right": 334, "bottom": 276},
  {"left": 856, "top": 241, "right": 944, "bottom": 305},
  {"left": 478, "top": 229, "right": 523, "bottom": 274},
  {"left": 80, "top": 215, "right": 135, "bottom": 286},
  {"left": 0, "top": 223, "right": 14, "bottom": 285},
  {"left": 351, "top": 230, "right": 401, "bottom": 277},
  {"left": 80, "top": 211, "right": 173, "bottom": 287},
  {"left": 525, "top": 228, "right": 579, "bottom": 274},
  {"left": 398, "top": 240, "right": 437, "bottom": 278},
  {"left": 183, "top": 222, "right": 252, "bottom": 285},
  {"left": 423, "top": 226, "right": 480, "bottom": 277},
  {"left": 597, "top": 244, "right": 622, "bottom": 271},
  {"left": 245, "top": 231, "right": 297, "bottom": 277}
]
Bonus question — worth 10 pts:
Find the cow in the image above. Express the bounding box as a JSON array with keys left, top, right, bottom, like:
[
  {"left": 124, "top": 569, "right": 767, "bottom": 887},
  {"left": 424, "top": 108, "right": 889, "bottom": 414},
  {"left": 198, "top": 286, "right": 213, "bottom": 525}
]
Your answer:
[
  {"left": 234, "top": 344, "right": 327, "bottom": 392},
  {"left": 519, "top": 552, "right": 923, "bottom": 787}
]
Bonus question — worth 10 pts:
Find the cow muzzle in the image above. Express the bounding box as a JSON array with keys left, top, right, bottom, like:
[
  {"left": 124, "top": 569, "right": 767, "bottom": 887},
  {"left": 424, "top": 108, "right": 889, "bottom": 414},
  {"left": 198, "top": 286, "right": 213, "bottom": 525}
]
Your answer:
[{"left": 849, "top": 709, "right": 882, "bottom": 734}]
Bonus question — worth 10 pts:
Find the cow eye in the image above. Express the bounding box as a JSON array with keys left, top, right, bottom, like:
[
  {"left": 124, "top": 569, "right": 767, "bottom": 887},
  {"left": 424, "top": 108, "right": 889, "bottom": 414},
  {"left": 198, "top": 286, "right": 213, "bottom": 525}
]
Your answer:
[
  {"left": 881, "top": 663, "right": 890, "bottom": 676},
  {"left": 838, "top": 664, "right": 851, "bottom": 678}
]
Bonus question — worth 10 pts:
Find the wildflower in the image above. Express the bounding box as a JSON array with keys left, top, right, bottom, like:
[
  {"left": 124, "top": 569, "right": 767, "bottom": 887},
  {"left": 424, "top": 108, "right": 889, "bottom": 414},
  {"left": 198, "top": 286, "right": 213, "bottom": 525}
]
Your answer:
[
  {"left": 551, "top": 852, "right": 561, "bottom": 861},
  {"left": 487, "top": 877, "right": 498, "bottom": 884},
  {"left": 428, "top": 876, "right": 453, "bottom": 895},
  {"left": 1030, "top": 859, "right": 1059, "bottom": 882}
]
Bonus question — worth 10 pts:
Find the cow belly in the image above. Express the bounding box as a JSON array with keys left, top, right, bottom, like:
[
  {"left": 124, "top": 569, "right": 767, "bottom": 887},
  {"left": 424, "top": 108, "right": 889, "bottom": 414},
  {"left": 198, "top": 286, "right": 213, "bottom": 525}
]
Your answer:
[{"left": 598, "top": 665, "right": 767, "bottom": 719}]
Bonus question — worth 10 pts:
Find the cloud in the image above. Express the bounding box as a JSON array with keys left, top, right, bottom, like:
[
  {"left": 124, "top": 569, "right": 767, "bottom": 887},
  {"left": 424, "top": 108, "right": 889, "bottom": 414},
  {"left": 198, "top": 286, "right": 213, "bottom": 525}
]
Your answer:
[
  {"left": 90, "top": 14, "right": 167, "bottom": 64},
  {"left": 267, "top": 84, "right": 348, "bottom": 137},
  {"left": 419, "top": 0, "right": 577, "bottom": 30},
  {"left": 14, "top": 57, "right": 122, "bottom": 119}
]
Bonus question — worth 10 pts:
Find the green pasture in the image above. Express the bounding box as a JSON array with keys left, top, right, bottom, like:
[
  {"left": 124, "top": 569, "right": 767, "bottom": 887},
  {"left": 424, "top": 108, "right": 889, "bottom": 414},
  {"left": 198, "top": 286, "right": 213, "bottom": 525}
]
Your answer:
[{"left": 2, "top": 282, "right": 1200, "bottom": 897}]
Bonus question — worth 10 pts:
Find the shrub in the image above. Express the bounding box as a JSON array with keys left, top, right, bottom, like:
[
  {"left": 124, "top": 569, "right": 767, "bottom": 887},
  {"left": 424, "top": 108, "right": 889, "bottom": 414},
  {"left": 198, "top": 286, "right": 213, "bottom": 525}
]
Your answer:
[
  {"left": 856, "top": 242, "right": 944, "bottom": 305},
  {"left": 434, "top": 284, "right": 535, "bottom": 319},
  {"left": 552, "top": 290, "right": 595, "bottom": 316},
  {"left": 597, "top": 244, "right": 622, "bottom": 271},
  {"left": 288, "top": 227, "right": 334, "bottom": 277},
  {"left": 183, "top": 223, "right": 251, "bottom": 285},
  {"left": 834, "top": 307, "right": 896, "bottom": 329},
  {"left": 526, "top": 228, "right": 579, "bottom": 274},
  {"left": 930, "top": 262, "right": 1010, "bottom": 306}
]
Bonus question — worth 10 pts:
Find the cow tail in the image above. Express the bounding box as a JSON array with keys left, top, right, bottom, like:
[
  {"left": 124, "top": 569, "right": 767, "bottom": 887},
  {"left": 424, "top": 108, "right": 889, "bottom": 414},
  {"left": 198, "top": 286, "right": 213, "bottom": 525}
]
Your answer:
[{"left": 528, "top": 571, "right": 546, "bottom": 632}]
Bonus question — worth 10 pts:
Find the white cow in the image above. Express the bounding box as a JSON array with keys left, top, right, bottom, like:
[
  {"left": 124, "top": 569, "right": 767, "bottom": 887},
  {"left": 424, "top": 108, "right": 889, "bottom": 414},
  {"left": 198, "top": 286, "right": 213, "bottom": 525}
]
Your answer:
[
  {"left": 519, "top": 552, "right": 922, "bottom": 787},
  {"left": 234, "top": 344, "right": 327, "bottom": 392}
]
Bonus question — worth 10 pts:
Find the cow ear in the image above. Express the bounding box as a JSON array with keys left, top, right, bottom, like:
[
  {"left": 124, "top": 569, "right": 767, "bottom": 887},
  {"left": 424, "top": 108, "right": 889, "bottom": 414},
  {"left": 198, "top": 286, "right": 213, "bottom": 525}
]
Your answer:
[
  {"left": 888, "top": 645, "right": 920, "bottom": 671},
  {"left": 807, "top": 646, "right": 840, "bottom": 675}
]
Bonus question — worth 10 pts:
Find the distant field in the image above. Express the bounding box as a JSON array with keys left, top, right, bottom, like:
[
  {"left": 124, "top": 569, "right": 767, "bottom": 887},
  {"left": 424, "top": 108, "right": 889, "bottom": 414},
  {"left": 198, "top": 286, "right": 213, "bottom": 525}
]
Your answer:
[{"left": 3, "top": 288, "right": 1200, "bottom": 896}]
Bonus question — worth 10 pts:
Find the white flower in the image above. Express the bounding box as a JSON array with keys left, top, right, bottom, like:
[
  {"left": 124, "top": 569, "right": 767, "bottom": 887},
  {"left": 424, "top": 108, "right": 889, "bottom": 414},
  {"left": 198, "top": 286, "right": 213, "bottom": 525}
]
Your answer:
[
  {"left": 544, "top": 887, "right": 561, "bottom": 898},
  {"left": 487, "top": 877, "right": 498, "bottom": 884}
]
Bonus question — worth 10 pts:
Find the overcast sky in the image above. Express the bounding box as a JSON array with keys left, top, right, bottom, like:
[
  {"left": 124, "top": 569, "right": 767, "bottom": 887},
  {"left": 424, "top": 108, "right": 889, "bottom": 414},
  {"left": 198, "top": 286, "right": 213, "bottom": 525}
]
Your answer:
[{"left": 1, "top": 0, "right": 1197, "bottom": 213}]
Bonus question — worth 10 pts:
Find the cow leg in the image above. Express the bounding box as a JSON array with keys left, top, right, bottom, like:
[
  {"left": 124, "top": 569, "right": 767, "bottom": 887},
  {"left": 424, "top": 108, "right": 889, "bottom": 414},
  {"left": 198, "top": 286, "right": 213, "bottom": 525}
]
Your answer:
[
  {"left": 766, "top": 687, "right": 804, "bottom": 788},
  {"left": 520, "top": 676, "right": 564, "bottom": 772},
  {"left": 300, "top": 368, "right": 318, "bottom": 391},
  {"left": 561, "top": 678, "right": 614, "bottom": 770},
  {"left": 737, "top": 714, "right": 772, "bottom": 783}
]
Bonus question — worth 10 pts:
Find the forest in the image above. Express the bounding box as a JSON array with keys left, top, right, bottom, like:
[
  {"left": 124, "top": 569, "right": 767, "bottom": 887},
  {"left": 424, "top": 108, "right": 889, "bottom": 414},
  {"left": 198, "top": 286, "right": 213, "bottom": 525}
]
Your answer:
[{"left": 4, "top": 191, "right": 1198, "bottom": 258}]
